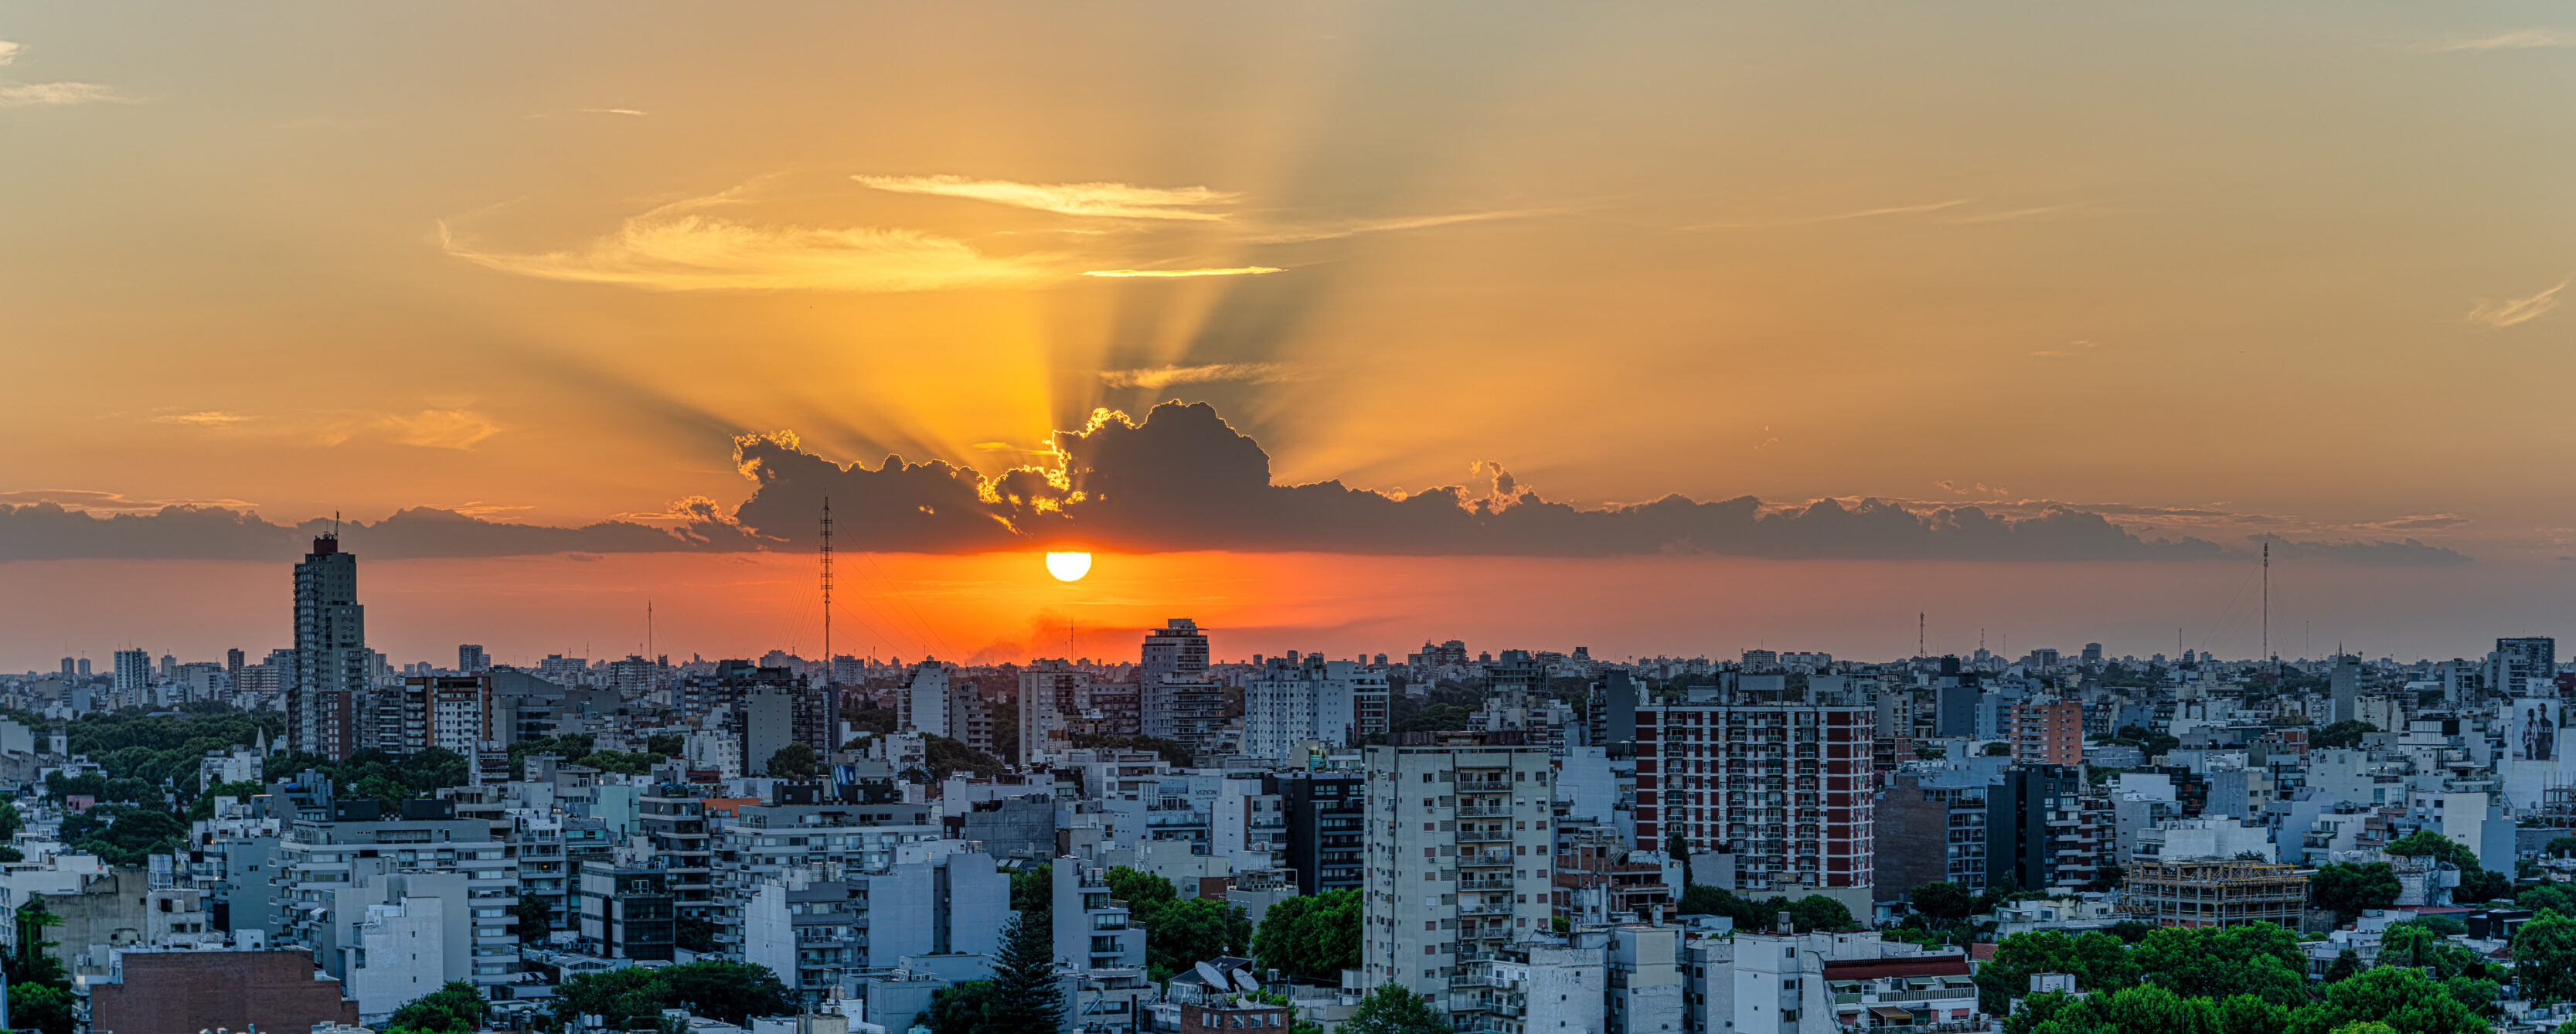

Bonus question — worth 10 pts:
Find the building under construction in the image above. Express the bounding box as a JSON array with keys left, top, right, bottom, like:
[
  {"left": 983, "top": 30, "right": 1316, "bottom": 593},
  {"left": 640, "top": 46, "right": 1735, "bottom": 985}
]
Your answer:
[{"left": 2122, "top": 859, "right": 2309, "bottom": 928}]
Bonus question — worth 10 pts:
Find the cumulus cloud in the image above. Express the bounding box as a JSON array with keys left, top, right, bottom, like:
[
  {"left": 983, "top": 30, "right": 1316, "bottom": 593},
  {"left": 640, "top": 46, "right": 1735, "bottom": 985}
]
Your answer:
[
  {"left": 0, "top": 40, "right": 20, "bottom": 65},
  {"left": 0, "top": 82, "right": 129, "bottom": 107},
  {"left": 440, "top": 192, "right": 1060, "bottom": 293},
  {"left": 853, "top": 174, "right": 1237, "bottom": 220},
  {"left": 6, "top": 403, "right": 2471, "bottom": 565},
  {"left": 2467, "top": 277, "right": 2567, "bottom": 328},
  {"left": 1082, "top": 267, "right": 1285, "bottom": 278}
]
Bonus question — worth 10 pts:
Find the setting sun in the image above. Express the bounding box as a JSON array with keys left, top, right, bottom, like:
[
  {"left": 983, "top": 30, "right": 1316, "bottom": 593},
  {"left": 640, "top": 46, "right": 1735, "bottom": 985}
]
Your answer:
[{"left": 1045, "top": 551, "right": 1093, "bottom": 582}]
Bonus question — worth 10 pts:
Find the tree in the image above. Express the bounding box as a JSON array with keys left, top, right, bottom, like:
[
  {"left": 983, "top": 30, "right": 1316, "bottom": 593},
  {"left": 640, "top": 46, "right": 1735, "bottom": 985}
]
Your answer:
[
  {"left": 1787, "top": 895, "right": 1854, "bottom": 932},
  {"left": 2524, "top": 882, "right": 2576, "bottom": 917},
  {"left": 1343, "top": 985, "right": 1446, "bottom": 1034},
  {"left": 2296, "top": 964, "right": 2488, "bottom": 1034},
  {"left": 920, "top": 981, "right": 999, "bottom": 1034},
  {"left": 675, "top": 915, "right": 717, "bottom": 952},
  {"left": 2322, "top": 949, "right": 2360, "bottom": 983},
  {"left": 985, "top": 913, "right": 1067, "bottom": 1032},
  {"left": 383, "top": 980, "right": 487, "bottom": 1033},
  {"left": 8, "top": 898, "right": 66, "bottom": 990},
  {"left": 764, "top": 743, "right": 820, "bottom": 780},
  {"left": 660, "top": 960, "right": 795, "bottom": 1025},
  {"left": 5, "top": 983, "right": 77, "bottom": 1034},
  {"left": 70, "top": 808, "right": 187, "bottom": 866},
  {"left": 1251, "top": 889, "right": 1361, "bottom": 981},
  {"left": 1146, "top": 897, "right": 1252, "bottom": 981},
  {"left": 1909, "top": 882, "right": 1975, "bottom": 927},
  {"left": 2517, "top": 910, "right": 2576, "bottom": 1003},
  {"left": 510, "top": 893, "right": 555, "bottom": 936},
  {"left": 551, "top": 967, "right": 669, "bottom": 1030},
  {"left": 647, "top": 733, "right": 686, "bottom": 756},
  {"left": 1976, "top": 930, "right": 2138, "bottom": 1013},
  {"left": 2309, "top": 720, "right": 2379, "bottom": 750},
  {"left": 2310, "top": 862, "right": 2401, "bottom": 921},
  {"left": 1010, "top": 863, "right": 1053, "bottom": 928},
  {"left": 1982, "top": 742, "right": 2014, "bottom": 757},
  {"left": 1668, "top": 831, "right": 1694, "bottom": 887},
  {"left": 2133, "top": 924, "right": 2306, "bottom": 1005},
  {"left": 924, "top": 734, "right": 1005, "bottom": 779}
]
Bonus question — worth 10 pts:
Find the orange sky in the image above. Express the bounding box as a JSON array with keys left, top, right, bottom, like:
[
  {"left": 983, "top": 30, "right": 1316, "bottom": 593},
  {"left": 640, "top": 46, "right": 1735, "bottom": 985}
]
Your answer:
[
  {"left": 4, "top": 549, "right": 2564, "bottom": 668},
  {"left": 2, "top": 3, "right": 2572, "bottom": 665}
]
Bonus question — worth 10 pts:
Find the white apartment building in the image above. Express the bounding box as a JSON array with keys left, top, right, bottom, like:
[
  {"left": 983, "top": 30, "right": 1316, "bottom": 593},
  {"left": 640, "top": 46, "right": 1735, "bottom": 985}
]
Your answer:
[
  {"left": 1361, "top": 730, "right": 1556, "bottom": 1015},
  {"left": 900, "top": 660, "right": 951, "bottom": 738},
  {"left": 1245, "top": 656, "right": 1389, "bottom": 763}
]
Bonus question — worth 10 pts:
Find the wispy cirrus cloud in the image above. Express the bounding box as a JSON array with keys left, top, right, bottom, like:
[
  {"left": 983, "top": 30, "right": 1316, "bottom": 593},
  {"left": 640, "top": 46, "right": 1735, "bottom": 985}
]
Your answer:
[
  {"left": 2031, "top": 338, "right": 2105, "bottom": 358},
  {"left": 1682, "top": 199, "right": 1971, "bottom": 231},
  {"left": 854, "top": 174, "right": 1237, "bottom": 220},
  {"left": 580, "top": 107, "right": 646, "bottom": 117},
  {"left": 440, "top": 190, "right": 1061, "bottom": 293},
  {"left": 2427, "top": 29, "right": 2576, "bottom": 52},
  {"left": 1097, "top": 362, "right": 1301, "bottom": 389},
  {"left": 2466, "top": 276, "right": 2567, "bottom": 328},
  {"left": 0, "top": 40, "right": 21, "bottom": 66},
  {"left": 0, "top": 489, "right": 260, "bottom": 514},
  {"left": 151, "top": 411, "right": 252, "bottom": 427},
  {"left": 387, "top": 410, "right": 501, "bottom": 451},
  {"left": 1081, "top": 266, "right": 1285, "bottom": 278},
  {"left": 1248, "top": 209, "right": 1552, "bottom": 243},
  {"left": 0, "top": 81, "right": 131, "bottom": 108},
  {"left": 1943, "top": 202, "right": 2098, "bottom": 224}
]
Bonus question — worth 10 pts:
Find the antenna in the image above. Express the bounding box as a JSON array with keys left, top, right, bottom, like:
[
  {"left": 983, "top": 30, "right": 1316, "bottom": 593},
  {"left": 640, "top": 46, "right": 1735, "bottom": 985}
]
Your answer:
[
  {"left": 820, "top": 496, "right": 833, "bottom": 687},
  {"left": 2261, "top": 542, "right": 2271, "bottom": 669},
  {"left": 648, "top": 598, "right": 655, "bottom": 665},
  {"left": 1918, "top": 613, "right": 1925, "bottom": 658}
]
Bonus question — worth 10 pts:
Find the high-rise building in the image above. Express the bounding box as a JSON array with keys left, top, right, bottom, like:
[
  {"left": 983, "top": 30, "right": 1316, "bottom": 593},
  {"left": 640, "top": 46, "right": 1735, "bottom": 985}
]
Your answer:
[
  {"left": 1243, "top": 655, "right": 1389, "bottom": 761},
  {"left": 1633, "top": 681, "right": 1877, "bottom": 913},
  {"left": 2008, "top": 699, "right": 2084, "bottom": 767},
  {"left": 2081, "top": 642, "right": 2103, "bottom": 664},
  {"left": 1019, "top": 660, "right": 1091, "bottom": 765},
  {"left": 1359, "top": 730, "right": 1555, "bottom": 1015},
  {"left": 58, "top": 658, "right": 73, "bottom": 680},
  {"left": 458, "top": 645, "right": 488, "bottom": 674},
  {"left": 400, "top": 675, "right": 489, "bottom": 755},
  {"left": 113, "top": 648, "right": 151, "bottom": 693},
  {"left": 2493, "top": 638, "right": 2557, "bottom": 695},
  {"left": 1141, "top": 619, "right": 1209, "bottom": 679},
  {"left": 2329, "top": 655, "right": 2363, "bottom": 723},
  {"left": 226, "top": 648, "right": 247, "bottom": 685},
  {"left": 292, "top": 536, "right": 370, "bottom": 760},
  {"left": 77, "top": 658, "right": 90, "bottom": 678},
  {"left": 900, "top": 660, "right": 951, "bottom": 737}
]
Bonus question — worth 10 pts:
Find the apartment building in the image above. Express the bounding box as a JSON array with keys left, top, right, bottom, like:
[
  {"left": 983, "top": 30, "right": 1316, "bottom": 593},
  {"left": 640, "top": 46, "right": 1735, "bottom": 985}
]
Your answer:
[
  {"left": 1635, "top": 683, "right": 1877, "bottom": 913},
  {"left": 1359, "top": 730, "right": 1556, "bottom": 1015}
]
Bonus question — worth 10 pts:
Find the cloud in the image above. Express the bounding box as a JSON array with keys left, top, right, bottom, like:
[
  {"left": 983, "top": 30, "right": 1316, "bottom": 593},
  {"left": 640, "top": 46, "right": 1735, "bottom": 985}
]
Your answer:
[
  {"left": 9, "top": 403, "right": 2470, "bottom": 566},
  {"left": 0, "top": 489, "right": 260, "bottom": 514},
  {"left": 2031, "top": 339, "right": 2105, "bottom": 358},
  {"left": 0, "top": 40, "right": 20, "bottom": 66},
  {"left": 1096, "top": 362, "right": 1300, "bottom": 389},
  {"left": 387, "top": 409, "right": 501, "bottom": 450},
  {"left": 1942, "top": 202, "right": 2095, "bottom": 224},
  {"left": 579, "top": 107, "right": 646, "bottom": 117},
  {"left": 1081, "top": 267, "right": 1285, "bottom": 278},
  {"left": 440, "top": 192, "right": 1061, "bottom": 292},
  {"left": 1682, "top": 199, "right": 1971, "bottom": 231},
  {"left": 2428, "top": 29, "right": 2576, "bottom": 52},
  {"left": 151, "top": 411, "right": 252, "bottom": 427},
  {"left": 2245, "top": 533, "right": 2469, "bottom": 567},
  {"left": 2466, "top": 277, "right": 2567, "bottom": 328},
  {"left": 0, "top": 82, "right": 129, "bottom": 107},
  {"left": 853, "top": 174, "right": 1237, "bottom": 220},
  {"left": 1247, "top": 209, "right": 1550, "bottom": 243}
]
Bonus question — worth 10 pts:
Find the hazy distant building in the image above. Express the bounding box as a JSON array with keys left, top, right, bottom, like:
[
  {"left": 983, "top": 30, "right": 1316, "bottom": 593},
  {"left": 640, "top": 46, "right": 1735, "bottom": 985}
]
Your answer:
[
  {"left": 292, "top": 536, "right": 370, "bottom": 760},
  {"left": 2493, "top": 638, "right": 2557, "bottom": 695},
  {"left": 1244, "top": 655, "right": 1389, "bottom": 761},
  {"left": 113, "top": 648, "right": 151, "bottom": 694},
  {"left": 458, "top": 645, "right": 488, "bottom": 674},
  {"left": 1140, "top": 620, "right": 1224, "bottom": 750}
]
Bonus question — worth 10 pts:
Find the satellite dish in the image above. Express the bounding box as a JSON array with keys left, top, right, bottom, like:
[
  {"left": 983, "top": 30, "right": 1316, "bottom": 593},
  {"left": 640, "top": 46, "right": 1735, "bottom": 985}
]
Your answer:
[
  {"left": 1195, "top": 961, "right": 1227, "bottom": 988},
  {"left": 1232, "top": 969, "right": 1263, "bottom": 993}
]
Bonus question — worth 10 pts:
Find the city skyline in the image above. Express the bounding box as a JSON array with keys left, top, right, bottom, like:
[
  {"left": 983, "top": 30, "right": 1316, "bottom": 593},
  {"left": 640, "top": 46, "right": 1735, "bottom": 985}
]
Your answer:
[{"left": 5, "top": 3, "right": 2574, "bottom": 668}]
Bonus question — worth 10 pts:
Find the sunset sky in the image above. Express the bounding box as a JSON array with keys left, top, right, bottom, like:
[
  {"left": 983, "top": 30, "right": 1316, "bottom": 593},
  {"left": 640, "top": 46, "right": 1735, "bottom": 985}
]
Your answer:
[{"left": 3, "top": 3, "right": 2571, "bottom": 668}]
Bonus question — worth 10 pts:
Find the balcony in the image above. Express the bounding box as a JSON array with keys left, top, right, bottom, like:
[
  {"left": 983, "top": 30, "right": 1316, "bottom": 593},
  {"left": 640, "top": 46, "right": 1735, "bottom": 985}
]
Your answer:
[
  {"left": 1456, "top": 829, "right": 1513, "bottom": 843},
  {"left": 1458, "top": 851, "right": 1516, "bottom": 867}
]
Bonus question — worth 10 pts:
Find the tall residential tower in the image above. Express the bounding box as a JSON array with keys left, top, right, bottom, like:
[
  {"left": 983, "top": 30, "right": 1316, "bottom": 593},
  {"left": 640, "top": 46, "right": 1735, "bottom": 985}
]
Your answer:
[{"left": 292, "top": 535, "right": 369, "bottom": 760}]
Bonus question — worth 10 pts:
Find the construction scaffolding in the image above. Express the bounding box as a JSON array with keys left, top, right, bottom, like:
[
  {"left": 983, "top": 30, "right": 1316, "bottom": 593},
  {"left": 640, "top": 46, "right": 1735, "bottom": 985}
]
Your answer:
[{"left": 2122, "top": 859, "right": 2309, "bottom": 929}]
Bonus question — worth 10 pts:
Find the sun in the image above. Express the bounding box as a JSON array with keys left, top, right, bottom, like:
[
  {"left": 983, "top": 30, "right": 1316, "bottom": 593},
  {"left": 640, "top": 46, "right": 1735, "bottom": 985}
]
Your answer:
[{"left": 1045, "top": 551, "right": 1093, "bottom": 582}]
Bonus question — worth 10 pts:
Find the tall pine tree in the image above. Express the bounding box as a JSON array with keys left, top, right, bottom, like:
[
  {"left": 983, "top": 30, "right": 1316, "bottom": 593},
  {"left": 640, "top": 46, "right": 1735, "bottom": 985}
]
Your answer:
[{"left": 985, "top": 913, "right": 1066, "bottom": 1032}]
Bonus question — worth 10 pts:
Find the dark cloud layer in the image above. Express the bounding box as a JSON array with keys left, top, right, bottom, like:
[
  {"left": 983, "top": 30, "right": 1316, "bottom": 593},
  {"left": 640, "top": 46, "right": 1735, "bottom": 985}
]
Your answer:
[{"left": 3, "top": 402, "right": 2469, "bottom": 565}]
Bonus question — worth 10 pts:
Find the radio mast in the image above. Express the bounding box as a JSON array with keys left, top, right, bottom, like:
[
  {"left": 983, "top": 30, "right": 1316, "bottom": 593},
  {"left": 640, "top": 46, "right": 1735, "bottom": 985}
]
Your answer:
[{"left": 820, "top": 497, "right": 834, "bottom": 689}]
